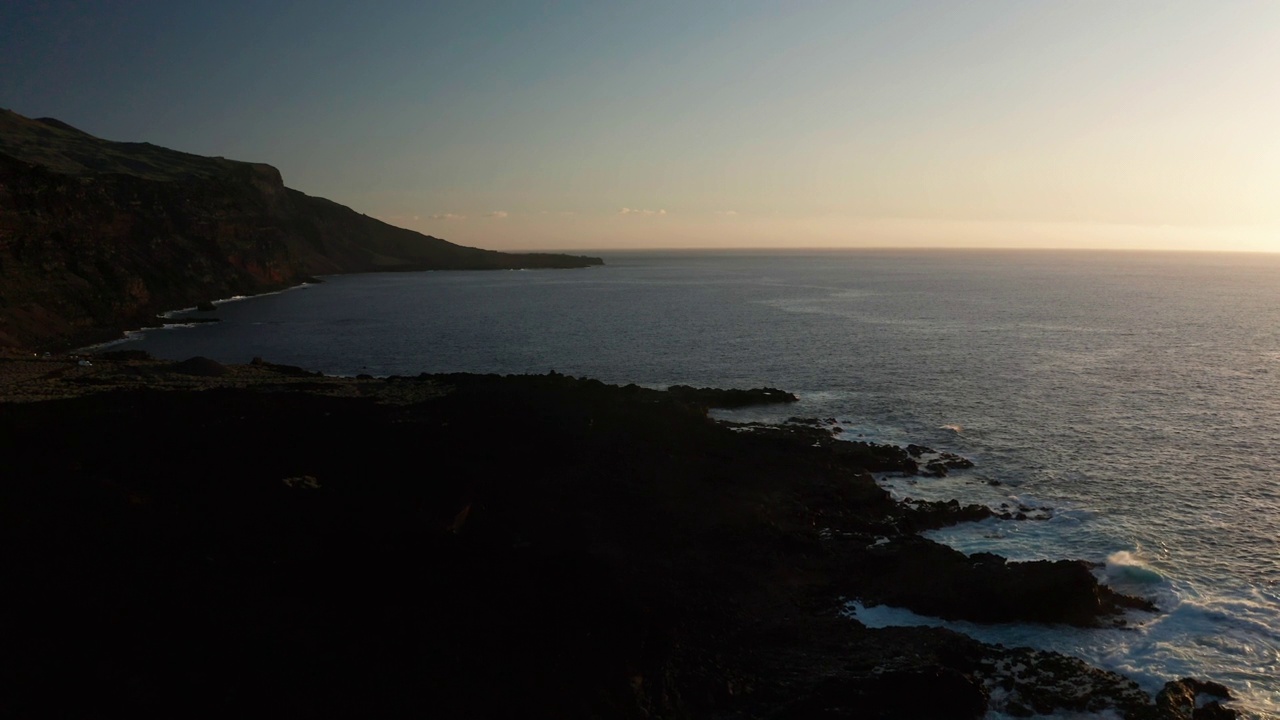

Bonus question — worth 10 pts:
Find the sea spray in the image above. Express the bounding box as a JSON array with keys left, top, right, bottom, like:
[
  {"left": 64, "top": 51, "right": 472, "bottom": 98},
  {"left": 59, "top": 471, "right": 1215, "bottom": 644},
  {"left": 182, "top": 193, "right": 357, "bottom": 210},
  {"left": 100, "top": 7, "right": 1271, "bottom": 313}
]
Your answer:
[{"left": 103, "top": 249, "right": 1280, "bottom": 716}]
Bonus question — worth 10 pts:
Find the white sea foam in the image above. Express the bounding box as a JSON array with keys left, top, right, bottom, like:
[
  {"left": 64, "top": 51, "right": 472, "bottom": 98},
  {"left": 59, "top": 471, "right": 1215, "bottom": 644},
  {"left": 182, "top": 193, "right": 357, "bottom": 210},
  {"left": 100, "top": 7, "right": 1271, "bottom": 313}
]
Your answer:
[
  {"left": 846, "top": 576, "right": 1280, "bottom": 718},
  {"left": 171, "top": 283, "right": 314, "bottom": 315},
  {"left": 910, "top": 522, "right": 1280, "bottom": 718},
  {"left": 1106, "top": 551, "right": 1165, "bottom": 585},
  {"left": 101, "top": 250, "right": 1280, "bottom": 716}
]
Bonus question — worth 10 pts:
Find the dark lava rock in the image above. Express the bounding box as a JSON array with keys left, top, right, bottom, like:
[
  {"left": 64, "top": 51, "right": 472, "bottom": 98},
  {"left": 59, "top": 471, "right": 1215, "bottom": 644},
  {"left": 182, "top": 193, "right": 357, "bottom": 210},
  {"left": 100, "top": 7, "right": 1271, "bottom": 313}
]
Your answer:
[
  {"left": 833, "top": 440, "right": 920, "bottom": 474},
  {"left": 788, "top": 665, "right": 988, "bottom": 719},
  {"left": 1155, "top": 677, "right": 1236, "bottom": 719},
  {"left": 977, "top": 646, "right": 1155, "bottom": 717},
  {"left": 941, "top": 453, "right": 975, "bottom": 470},
  {"left": 170, "top": 356, "right": 229, "bottom": 377},
  {"left": 0, "top": 370, "right": 1223, "bottom": 719},
  {"left": 906, "top": 443, "right": 933, "bottom": 457},
  {"left": 1194, "top": 702, "right": 1238, "bottom": 720},
  {"left": 920, "top": 453, "right": 974, "bottom": 477},
  {"left": 895, "top": 499, "right": 994, "bottom": 532},
  {"left": 195, "top": 300, "right": 217, "bottom": 312},
  {"left": 850, "top": 535, "right": 1156, "bottom": 626},
  {"left": 923, "top": 461, "right": 949, "bottom": 477},
  {"left": 667, "top": 384, "right": 799, "bottom": 408}
]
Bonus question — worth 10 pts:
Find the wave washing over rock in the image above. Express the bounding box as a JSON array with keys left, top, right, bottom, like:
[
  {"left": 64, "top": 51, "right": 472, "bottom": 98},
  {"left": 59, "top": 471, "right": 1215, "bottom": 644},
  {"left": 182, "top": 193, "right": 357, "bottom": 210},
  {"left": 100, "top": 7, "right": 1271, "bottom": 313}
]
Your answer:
[
  {"left": 0, "top": 354, "right": 1245, "bottom": 717},
  {"left": 100, "top": 250, "right": 1280, "bottom": 716}
]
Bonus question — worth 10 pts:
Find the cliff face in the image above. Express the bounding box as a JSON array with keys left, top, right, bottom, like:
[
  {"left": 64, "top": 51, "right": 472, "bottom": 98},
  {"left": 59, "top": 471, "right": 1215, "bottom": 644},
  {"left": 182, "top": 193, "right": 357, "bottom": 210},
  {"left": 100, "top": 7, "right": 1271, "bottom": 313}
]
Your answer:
[{"left": 0, "top": 110, "right": 602, "bottom": 350}]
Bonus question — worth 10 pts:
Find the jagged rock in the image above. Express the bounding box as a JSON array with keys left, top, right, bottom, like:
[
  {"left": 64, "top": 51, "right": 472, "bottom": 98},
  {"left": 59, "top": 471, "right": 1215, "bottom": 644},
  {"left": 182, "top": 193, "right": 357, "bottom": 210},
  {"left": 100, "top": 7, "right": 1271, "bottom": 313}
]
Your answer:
[
  {"left": 977, "top": 647, "right": 1153, "bottom": 717},
  {"left": 832, "top": 440, "right": 920, "bottom": 474},
  {"left": 941, "top": 453, "right": 975, "bottom": 469},
  {"left": 895, "top": 498, "right": 994, "bottom": 531},
  {"left": 0, "top": 367, "right": 1230, "bottom": 718},
  {"left": 1155, "top": 677, "right": 1236, "bottom": 719},
  {"left": 789, "top": 665, "right": 988, "bottom": 719},
  {"left": 281, "top": 475, "right": 320, "bottom": 490},
  {"left": 850, "top": 535, "right": 1155, "bottom": 626},
  {"left": 666, "top": 385, "right": 799, "bottom": 408}
]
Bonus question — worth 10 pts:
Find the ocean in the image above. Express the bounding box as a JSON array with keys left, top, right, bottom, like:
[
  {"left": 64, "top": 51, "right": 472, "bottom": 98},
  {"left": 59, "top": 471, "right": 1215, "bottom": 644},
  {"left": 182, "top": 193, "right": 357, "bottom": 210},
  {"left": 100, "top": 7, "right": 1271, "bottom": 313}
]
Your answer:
[{"left": 104, "top": 249, "right": 1280, "bottom": 718}]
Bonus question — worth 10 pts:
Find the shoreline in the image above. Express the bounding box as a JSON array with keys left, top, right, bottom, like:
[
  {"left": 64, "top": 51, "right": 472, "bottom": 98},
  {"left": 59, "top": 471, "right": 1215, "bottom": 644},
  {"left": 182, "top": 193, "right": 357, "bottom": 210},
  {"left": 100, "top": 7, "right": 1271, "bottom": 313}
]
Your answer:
[
  {"left": 60, "top": 263, "right": 608, "bottom": 356},
  {"left": 0, "top": 353, "right": 1239, "bottom": 718},
  {"left": 69, "top": 279, "right": 326, "bottom": 355}
]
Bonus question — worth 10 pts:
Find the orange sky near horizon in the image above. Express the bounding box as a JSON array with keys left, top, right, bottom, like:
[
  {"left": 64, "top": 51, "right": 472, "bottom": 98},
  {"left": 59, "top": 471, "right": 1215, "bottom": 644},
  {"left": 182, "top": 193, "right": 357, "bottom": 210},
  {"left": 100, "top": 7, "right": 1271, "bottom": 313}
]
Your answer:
[{"left": 5, "top": 2, "right": 1278, "bottom": 253}]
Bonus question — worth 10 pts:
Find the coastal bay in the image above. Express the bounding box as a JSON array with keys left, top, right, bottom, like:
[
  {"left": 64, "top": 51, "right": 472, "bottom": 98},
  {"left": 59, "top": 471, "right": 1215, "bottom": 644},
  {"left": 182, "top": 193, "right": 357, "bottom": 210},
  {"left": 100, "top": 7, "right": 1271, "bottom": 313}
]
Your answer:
[
  {"left": 0, "top": 110, "right": 601, "bottom": 352},
  {"left": 8, "top": 3, "right": 1278, "bottom": 714}
]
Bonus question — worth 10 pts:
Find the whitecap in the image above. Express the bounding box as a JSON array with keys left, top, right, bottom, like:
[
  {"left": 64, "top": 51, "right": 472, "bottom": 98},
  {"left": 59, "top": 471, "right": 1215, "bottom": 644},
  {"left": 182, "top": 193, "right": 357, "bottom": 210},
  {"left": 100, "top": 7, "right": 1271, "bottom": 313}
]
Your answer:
[{"left": 1106, "top": 551, "right": 1165, "bottom": 585}]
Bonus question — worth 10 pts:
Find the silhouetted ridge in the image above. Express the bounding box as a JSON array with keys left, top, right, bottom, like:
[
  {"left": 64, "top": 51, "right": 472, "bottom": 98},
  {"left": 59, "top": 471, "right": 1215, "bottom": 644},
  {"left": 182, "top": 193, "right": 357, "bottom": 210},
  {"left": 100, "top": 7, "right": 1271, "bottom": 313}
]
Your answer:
[
  {"left": 0, "top": 109, "right": 602, "bottom": 349},
  {"left": 34, "top": 117, "right": 87, "bottom": 134}
]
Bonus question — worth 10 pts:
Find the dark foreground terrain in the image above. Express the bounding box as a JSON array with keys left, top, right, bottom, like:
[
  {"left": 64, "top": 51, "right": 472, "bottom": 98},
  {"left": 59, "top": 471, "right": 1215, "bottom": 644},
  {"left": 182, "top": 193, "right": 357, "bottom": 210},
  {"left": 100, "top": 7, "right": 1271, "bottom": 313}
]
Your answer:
[{"left": 0, "top": 354, "right": 1236, "bottom": 718}]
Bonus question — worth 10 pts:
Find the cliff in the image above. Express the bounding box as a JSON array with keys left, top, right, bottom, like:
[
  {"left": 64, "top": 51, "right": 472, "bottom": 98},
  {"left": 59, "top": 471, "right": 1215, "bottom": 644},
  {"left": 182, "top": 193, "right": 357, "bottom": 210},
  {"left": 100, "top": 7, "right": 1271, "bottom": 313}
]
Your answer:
[{"left": 0, "top": 110, "right": 602, "bottom": 350}]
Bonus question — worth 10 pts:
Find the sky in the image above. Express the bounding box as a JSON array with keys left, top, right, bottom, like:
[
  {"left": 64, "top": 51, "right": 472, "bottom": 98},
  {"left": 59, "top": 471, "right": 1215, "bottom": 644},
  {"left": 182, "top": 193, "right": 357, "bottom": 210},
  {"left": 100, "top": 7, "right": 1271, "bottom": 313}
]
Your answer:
[{"left": 3, "top": 1, "right": 1279, "bottom": 252}]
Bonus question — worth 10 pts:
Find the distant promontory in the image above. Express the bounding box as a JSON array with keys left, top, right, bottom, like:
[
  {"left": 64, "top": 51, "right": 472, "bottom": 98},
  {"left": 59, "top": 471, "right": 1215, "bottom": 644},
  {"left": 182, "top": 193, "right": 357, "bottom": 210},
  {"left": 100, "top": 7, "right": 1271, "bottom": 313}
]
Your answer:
[{"left": 0, "top": 109, "right": 602, "bottom": 350}]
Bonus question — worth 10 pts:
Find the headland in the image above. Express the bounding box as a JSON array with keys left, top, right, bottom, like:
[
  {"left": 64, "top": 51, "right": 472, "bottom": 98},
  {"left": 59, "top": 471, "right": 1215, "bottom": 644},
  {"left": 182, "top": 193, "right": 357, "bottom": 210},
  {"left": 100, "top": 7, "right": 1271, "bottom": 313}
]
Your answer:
[{"left": 0, "top": 109, "right": 602, "bottom": 351}]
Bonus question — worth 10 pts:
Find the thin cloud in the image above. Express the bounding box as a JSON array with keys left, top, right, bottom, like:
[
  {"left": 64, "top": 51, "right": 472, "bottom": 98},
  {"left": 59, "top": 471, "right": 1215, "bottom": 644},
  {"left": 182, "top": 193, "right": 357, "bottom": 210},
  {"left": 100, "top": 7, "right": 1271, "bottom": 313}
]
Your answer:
[
  {"left": 619, "top": 207, "right": 667, "bottom": 216},
  {"left": 714, "top": 210, "right": 738, "bottom": 216},
  {"left": 429, "top": 213, "right": 466, "bottom": 220},
  {"left": 485, "top": 210, "right": 509, "bottom": 218}
]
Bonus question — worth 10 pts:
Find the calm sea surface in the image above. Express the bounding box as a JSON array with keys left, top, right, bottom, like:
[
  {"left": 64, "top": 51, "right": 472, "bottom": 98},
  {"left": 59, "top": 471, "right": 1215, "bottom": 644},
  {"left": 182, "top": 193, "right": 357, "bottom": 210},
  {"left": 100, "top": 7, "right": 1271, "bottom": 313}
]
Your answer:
[{"left": 106, "top": 249, "right": 1280, "bottom": 718}]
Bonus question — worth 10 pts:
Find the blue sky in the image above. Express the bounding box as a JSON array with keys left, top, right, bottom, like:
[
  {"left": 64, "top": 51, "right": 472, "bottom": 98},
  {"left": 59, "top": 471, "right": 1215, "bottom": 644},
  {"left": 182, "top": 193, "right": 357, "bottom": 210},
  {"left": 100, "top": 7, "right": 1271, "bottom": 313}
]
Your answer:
[{"left": 5, "top": 1, "right": 1279, "bottom": 251}]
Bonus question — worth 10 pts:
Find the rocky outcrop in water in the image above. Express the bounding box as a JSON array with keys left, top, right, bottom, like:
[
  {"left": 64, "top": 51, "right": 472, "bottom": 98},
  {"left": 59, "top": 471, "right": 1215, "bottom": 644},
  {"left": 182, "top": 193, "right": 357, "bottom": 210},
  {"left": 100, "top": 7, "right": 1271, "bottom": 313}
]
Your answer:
[
  {"left": 848, "top": 535, "right": 1157, "bottom": 626},
  {"left": 0, "top": 110, "right": 602, "bottom": 350}
]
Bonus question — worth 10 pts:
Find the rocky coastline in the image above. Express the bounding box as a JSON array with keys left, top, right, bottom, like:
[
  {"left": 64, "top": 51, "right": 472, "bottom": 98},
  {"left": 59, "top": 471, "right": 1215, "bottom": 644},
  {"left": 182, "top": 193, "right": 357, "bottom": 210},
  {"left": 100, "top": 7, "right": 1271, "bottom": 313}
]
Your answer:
[
  {"left": 0, "top": 353, "right": 1237, "bottom": 718},
  {"left": 0, "top": 110, "right": 603, "bottom": 351}
]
